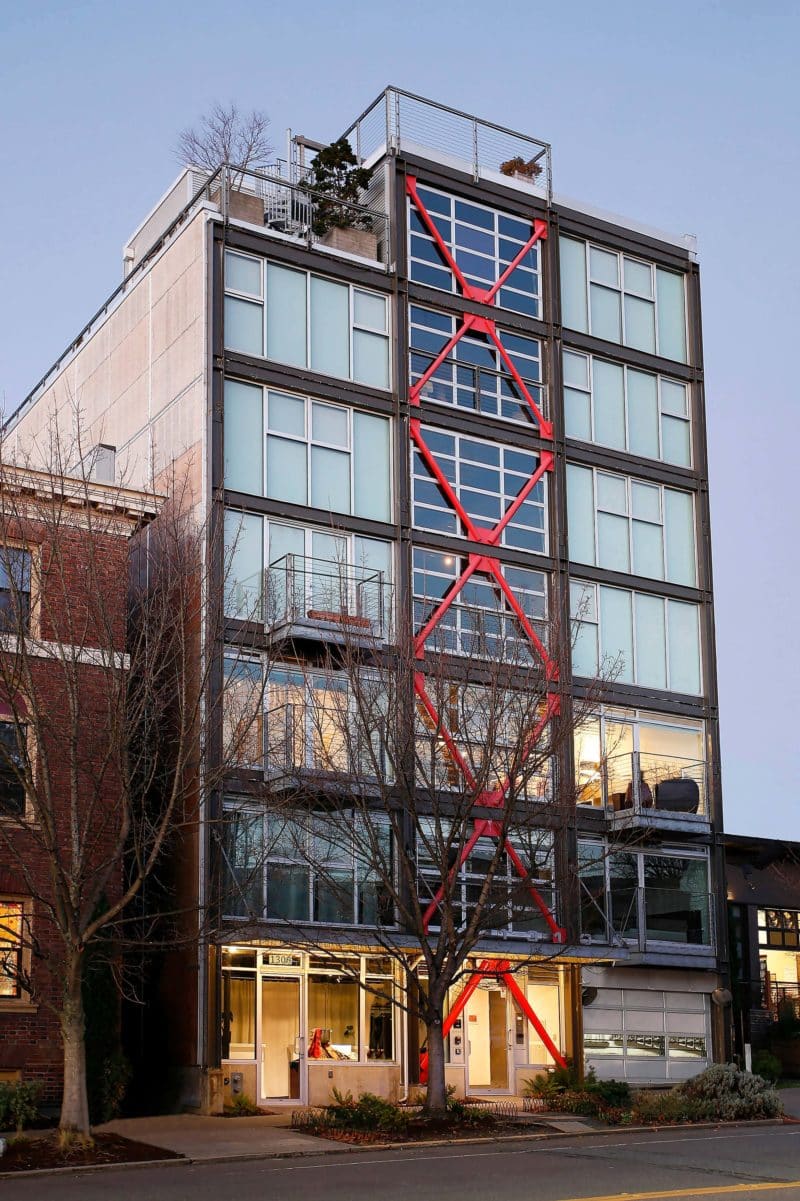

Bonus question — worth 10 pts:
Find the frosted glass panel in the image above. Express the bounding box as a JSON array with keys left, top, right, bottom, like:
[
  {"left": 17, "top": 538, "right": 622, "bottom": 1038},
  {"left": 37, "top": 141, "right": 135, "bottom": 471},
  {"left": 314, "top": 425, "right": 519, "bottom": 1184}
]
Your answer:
[
  {"left": 590, "top": 247, "right": 619, "bottom": 286},
  {"left": 267, "top": 264, "right": 307, "bottom": 366},
  {"left": 627, "top": 369, "right": 659, "bottom": 458},
  {"left": 268, "top": 523, "right": 305, "bottom": 613},
  {"left": 624, "top": 295, "right": 656, "bottom": 353},
  {"left": 266, "top": 437, "right": 307, "bottom": 505},
  {"left": 226, "top": 252, "right": 262, "bottom": 297},
  {"left": 598, "top": 513, "right": 630, "bottom": 573},
  {"left": 662, "top": 416, "right": 691, "bottom": 467},
  {"left": 634, "top": 594, "right": 666, "bottom": 689},
  {"left": 566, "top": 465, "right": 595, "bottom": 565},
  {"left": 565, "top": 388, "right": 591, "bottom": 441},
  {"left": 590, "top": 285, "right": 621, "bottom": 343},
  {"left": 353, "top": 412, "right": 391, "bottom": 521},
  {"left": 563, "top": 351, "right": 589, "bottom": 389},
  {"left": 354, "top": 290, "right": 387, "bottom": 331},
  {"left": 312, "top": 402, "right": 348, "bottom": 447},
  {"left": 597, "top": 473, "right": 627, "bottom": 514},
  {"left": 224, "top": 380, "right": 263, "bottom": 493},
  {"left": 225, "top": 511, "right": 263, "bottom": 619},
  {"left": 600, "top": 588, "right": 633, "bottom": 682},
  {"left": 593, "top": 360, "right": 625, "bottom": 449},
  {"left": 559, "top": 237, "right": 588, "bottom": 332},
  {"left": 572, "top": 621, "right": 599, "bottom": 678},
  {"left": 310, "top": 277, "right": 349, "bottom": 378},
  {"left": 664, "top": 491, "right": 696, "bottom": 586},
  {"left": 631, "top": 483, "right": 660, "bottom": 522},
  {"left": 310, "top": 446, "right": 351, "bottom": 513},
  {"left": 624, "top": 258, "right": 652, "bottom": 297},
  {"left": 268, "top": 391, "right": 305, "bottom": 437},
  {"left": 668, "top": 602, "right": 701, "bottom": 693},
  {"left": 656, "top": 269, "right": 687, "bottom": 362},
  {"left": 660, "top": 379, "right": 687, "bottom": 417},
  {"left": 225, "top": 296, "right": 263, "bottom": 356},
  {"left": 353, "top": 330, "right": 389, "bottom": 388},
  {"left": 632, "top": 521, "right": 664, "bottom": 579}
]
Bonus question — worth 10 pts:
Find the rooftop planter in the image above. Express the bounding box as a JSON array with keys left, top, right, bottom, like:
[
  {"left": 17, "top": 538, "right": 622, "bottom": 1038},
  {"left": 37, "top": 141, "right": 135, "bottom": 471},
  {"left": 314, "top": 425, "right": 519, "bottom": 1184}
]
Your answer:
[
  {"left": 499, "top": 155, "right": 543, "bottom": 184},
  {"left": 303, "top": 138, "right": 378, "bottom": 259}
]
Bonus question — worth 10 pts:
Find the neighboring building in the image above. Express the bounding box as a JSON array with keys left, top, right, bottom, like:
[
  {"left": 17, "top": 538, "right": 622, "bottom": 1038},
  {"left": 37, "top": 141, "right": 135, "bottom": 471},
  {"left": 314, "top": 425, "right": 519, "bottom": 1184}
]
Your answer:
[
  {"left": 0, "top": 466, "right": 157, "bottom": 1104},
  {"left": 725, "top": 834, "right": 800, "bottom": 1058},
  {"left": 5, "top": 87, "right": 727, "bottom": 1105}
]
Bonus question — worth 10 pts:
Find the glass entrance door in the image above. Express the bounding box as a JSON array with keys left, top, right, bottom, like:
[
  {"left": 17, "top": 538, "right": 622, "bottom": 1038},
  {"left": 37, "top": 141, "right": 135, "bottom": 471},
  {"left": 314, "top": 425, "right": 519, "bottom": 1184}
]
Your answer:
[
  {"left": 465, "top": 983, "right": 510, "bottom": 1092},
  {"left": 259, "top": 975, "right": 303, "bottom": 1102}
]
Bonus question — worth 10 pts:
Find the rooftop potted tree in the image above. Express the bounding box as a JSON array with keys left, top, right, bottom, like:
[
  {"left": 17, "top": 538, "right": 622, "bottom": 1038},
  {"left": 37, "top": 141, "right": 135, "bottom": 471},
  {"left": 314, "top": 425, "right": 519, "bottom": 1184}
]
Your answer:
[
  {"left": 303, "top": 138, "right": 378, "bottom": 259},
  {"left": 499, "top": 155, "right": 543, "bottom": 185}
]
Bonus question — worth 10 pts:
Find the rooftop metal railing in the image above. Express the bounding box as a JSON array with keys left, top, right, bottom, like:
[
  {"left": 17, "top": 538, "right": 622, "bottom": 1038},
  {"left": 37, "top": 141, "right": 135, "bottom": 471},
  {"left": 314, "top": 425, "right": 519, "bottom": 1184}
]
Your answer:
[{"left": 340, "top": 86, "right": 552, "bottom": 201}]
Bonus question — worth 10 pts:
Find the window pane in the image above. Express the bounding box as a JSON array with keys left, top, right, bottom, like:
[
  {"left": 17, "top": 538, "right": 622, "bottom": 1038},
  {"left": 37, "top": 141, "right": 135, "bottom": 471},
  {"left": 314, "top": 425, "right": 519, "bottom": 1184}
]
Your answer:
[
  {"left": 645, "top": 856, "right": 709, "bottom": 944},
  {"left": 268, "top": 391, "right": 305, "bottom": 437},
  {"left": 668, "top": 602, "right": 701, "bottom": 694},
  {"left": 664, "top": 490, "right": 696, "bottom": 586},
  {"left": 267, "top": 263, "right": 307, "bottom": 366},
  {"left": 266, "top": 437, "right": 307, "bottom": 505},
  {"left": 224, "top": 810, "right": 264, "bottom": 916},
  {"left": 353, "top": 330, "right": 390, "bottom": 389},
  {"left": 563, "top": 351, "right": 589, "bottom": 389},
  {"left": 632, "top": 520, "right": 664, "bottom": 579},
  {"left": 310, "top": 277, "right": 350, "bottom": 378},
  {"left": 559, "top": 237, "right": 588, "bottom": 332},
  {"left": 565, "top": 387, "right": 592, "bottom": 441},
  {"left": 600, "top": 587, "right": 633, "bottom": 682},
  {"left": 624, "top": 258, "right": 652, "bottom": 297},
  {"left": 310, "top": 446, "right": 351, "bottom": 513},
  {"left": 224, "top": 380, "right": 263, "bottom": 494},
  {"left": 627, "top": 369, "right": 659, "bottom": 459},
  {"left": 598, "top": 513, "right": 630, "bottom": 573},
  {"left": 312, "top": 402, "right": 349, "bottom": 447},
  {"left": 656, "top": 269, "right": 687, "bottom": 362},
  {"left": 662, "top": 416, "right": 691, "bottom": 468},
  {"left": 631, "top": 482, "right": 660, "bottom": 522},
  {"left": 226, "top": 251, "right": 261, "bottom": 297},
  {"left": 224, "top": 296, "right": 263, "bottom": 356},
  {"left": 566, "top": 464, "right": 595, "bottom": 565},
  {"left": 308, "top": 976, "right": 359, "bottom": 1058},
  {"left": 572, "top": 621, "right": 599, "bottom": 678},
  {"left": 590, "top": 285, "right": 622, "bottom": 343},
  {"left": 366, "top": 981, "right": 393, "bottom": 1059},
  {"left": 225, "top": 511, "right": 263, "bottom": 619},
  {"left": 624, "top": 295, "right": 656, "bottom": 354},
  {"left": 590, "top": 246, "right": 619, "bottom": 287},
  {"left": 354, "top": 289, "right": 387, "bottom": 331},
  {"left": 0, "top": 726, "right": 26, "bottom": 816},
  {"left": 635, "top": 593, "right": 667, "bottom": 688},
  {"left": 660, "top": 379, "right": 688, "bottom": 417},
  {"left": 593, "top": 360, "right": 625, "bottom": 449},
  {"left": 353, "top": 412, "right": 391, "bottom": 521},
  {"left": 597, "top": 472, "right": 627, "bottom": 515},
  {"left": 269, "top": 864, "right": 310, "bottom": 920}
]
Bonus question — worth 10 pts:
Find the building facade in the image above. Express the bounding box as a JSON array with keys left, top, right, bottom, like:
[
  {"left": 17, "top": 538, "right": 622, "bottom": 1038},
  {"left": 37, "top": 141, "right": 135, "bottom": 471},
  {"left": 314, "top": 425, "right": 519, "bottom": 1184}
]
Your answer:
[{"left": 6, "top": 88, "right": 727, "bottom": 1107}]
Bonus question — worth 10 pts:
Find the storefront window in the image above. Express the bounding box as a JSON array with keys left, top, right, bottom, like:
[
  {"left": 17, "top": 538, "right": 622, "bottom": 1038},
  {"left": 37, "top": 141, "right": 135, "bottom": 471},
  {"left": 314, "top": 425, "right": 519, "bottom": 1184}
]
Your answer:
[
  {"left": 308, "top": 970, "right": 360, "bottom": 1060},
  {"left": 222, "top": 973, "right": 256, "bottom": 1059},
  {"left": 366, "top": 980, "right": 394, "bottom": 1060}
]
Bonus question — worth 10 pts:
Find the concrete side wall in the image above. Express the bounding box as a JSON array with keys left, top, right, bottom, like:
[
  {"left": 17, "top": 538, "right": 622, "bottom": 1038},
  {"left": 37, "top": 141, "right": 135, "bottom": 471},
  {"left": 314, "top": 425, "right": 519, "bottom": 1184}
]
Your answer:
[
  {"left": 10, "top": 211, "right": 208, "bottom": 500},
  {"left": 307, "top": 1062, "right": 402, "bottom": 1106}
]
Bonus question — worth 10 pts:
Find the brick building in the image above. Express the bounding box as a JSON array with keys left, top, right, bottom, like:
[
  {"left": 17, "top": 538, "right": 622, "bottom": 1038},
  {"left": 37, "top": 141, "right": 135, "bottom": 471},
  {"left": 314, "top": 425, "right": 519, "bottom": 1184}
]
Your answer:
[{"left": 0, "top": 465, "right": 157, "bottom": 1106}]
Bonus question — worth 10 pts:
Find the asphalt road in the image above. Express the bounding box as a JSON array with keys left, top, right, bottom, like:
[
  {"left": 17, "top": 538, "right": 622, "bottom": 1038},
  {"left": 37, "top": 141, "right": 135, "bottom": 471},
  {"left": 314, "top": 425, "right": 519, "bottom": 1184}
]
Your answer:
[{"left": 4, "top": 1125, "right": 800, "bottom": 1201}]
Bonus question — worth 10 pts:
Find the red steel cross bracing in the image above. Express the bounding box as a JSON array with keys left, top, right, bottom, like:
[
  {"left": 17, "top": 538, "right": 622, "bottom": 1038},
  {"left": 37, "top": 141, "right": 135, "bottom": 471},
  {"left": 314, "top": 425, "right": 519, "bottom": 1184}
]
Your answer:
[{"left": 408, "top": 177, "right": 565, "bottom": 945}]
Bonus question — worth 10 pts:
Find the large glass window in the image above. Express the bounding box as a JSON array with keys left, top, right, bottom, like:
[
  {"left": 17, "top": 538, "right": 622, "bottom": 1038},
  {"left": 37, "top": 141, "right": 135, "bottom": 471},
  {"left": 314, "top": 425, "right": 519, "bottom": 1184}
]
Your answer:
[
  {"left": 0, "top": 900, "right": 23, "bottom": 998},
  {"left": 409, "top": 305, "right": 543, "bottom": 426},
  {"left": 224, "top": 381, "right": 392, "bottom": 523},
  {"left": 412, "top": 547, "right": 546, "bottom": 661},
  {"left": 0, "top": 547, "right": 32, "bottom": 634},
  {"left": 559, "top": 238, "right": 687, "bottom": 362},
  {"left": 224, "top": 252, "right": 390, "bottom": 389},
  {"left": 570, "top": 580, "right": 702, "bottom": 694},
  {"left": 566, "top": 464, "right": 696, "bottom": 586},
  {"left": 223, "top": 654, "right": 264, "bottom": 768},
  {"left": 412, "top": 428, "right": 546, "bottom": 552},
  {"left": 581, "top": 846, "right": 711, "bottom": 947},
  {"left": 0, "top": 721, "right": 26, "bottom": 816},
  {"left": 409, "top": 185, "right": 542, "bottom": 317},
  {"left": 563, "top": 350, "right": 691, "bottom": 467}
]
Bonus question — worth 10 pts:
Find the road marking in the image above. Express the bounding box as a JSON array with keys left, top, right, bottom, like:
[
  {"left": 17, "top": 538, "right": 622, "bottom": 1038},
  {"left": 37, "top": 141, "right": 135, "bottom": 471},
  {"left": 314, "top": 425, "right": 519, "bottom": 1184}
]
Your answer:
[{"left": 553, "top": 1185, "right": 800, "bottom": 1201}]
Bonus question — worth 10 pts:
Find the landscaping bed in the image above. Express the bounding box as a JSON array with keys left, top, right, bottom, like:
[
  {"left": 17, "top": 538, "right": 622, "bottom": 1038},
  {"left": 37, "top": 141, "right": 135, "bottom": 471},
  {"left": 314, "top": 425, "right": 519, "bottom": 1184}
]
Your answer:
[{"left": 0, "top": 1132, "right": 182, "bottom": 1174}]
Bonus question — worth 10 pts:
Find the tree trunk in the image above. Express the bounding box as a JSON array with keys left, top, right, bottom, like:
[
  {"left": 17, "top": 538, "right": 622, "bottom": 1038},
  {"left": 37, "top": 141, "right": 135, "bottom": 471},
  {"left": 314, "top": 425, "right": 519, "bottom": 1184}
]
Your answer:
[
  {"left": 59, "top": 954, "right": 91, "bottom": 1136},
  {"left": 425, "top": 1017, "right": 448, "bottom": 1114}
]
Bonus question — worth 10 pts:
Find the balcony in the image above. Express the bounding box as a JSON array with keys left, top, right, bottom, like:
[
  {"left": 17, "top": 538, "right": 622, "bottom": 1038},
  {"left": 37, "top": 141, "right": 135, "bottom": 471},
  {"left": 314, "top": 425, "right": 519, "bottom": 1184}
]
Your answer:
[
  {"left": 339, "top": 86, "right": 552, "bottom": 201},
  {"left": 265, "top": 554, "right": 391, "bottom": 646},
  {"left": 580, "top": 885, "right": 716, "bottom": 959},
  {"left": 263, "top": 697, "right": 390, "bottom": 791},
  {"left": 600, "top": 751, "right": 709, "bottom": 832}
]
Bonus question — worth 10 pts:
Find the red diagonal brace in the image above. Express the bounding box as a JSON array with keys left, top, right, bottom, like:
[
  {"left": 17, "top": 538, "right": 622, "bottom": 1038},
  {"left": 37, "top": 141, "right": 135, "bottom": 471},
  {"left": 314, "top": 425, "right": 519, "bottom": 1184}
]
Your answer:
[{"left": 502, "top": 970, "right": 567, "bottom": 1068}]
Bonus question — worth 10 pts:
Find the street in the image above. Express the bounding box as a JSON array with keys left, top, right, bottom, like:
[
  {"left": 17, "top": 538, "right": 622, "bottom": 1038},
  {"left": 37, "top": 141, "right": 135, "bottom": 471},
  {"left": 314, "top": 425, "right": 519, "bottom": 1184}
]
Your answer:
[{"left": 4, "top": 1125, "right": 800, "bottom": 1201}]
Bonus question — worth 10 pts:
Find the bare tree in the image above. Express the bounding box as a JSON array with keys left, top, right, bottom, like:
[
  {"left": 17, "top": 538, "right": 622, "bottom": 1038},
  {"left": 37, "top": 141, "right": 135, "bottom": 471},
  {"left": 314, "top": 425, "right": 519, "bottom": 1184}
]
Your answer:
[
  {"left": 221, "top": 582, "right": 615, "bottom": 1115},
  {"left": 176, "top": 102, "right": 273, "bottom": 184},
  {"left": 0, "top": 419, "right": 268, "bottom": 1140}
]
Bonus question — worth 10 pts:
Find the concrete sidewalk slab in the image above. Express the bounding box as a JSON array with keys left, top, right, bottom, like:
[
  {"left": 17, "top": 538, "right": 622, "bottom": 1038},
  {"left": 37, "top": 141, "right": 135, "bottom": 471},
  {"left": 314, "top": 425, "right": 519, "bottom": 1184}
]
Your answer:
[{"left": 98, "top": 1113, "right": 328, "bottom": 1160}]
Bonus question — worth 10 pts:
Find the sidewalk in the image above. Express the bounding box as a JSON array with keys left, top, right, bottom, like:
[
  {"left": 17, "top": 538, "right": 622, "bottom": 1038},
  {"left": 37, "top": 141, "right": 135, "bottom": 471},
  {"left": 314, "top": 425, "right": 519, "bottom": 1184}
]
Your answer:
[{"left": 98, "top": 1113, "right": 328, "bottom": 1160}]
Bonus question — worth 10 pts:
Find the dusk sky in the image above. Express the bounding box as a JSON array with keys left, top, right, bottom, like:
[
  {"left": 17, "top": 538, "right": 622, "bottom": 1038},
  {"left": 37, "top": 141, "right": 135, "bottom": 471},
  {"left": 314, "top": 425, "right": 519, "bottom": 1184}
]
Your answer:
[{"left": 1, "top": 0, "right": 797, "bottom": 839}]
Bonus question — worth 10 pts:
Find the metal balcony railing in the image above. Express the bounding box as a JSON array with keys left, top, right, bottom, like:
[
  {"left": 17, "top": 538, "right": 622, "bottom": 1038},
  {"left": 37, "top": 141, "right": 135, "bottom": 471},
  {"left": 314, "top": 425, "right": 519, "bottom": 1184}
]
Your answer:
[
  {"left": 580, "top": 882, "right": 715, "bottom": 952},
  {"left": 603, "top": 751, "right": 708, "bottom": 822},
  {"left": 765, "top": 980, "right": 800, "bottom": 1020},
  {"left": 264, "top": 699, "right": 389, "bottom": 781},
  {"left": 410, "top": 346, "right": 548, "bottom": 427},
  {"left": 265, "top": 554, "right": 390, "bottom": 642},
  {"left": 340, "top": 86, "right": 552, "bottom": 201}
]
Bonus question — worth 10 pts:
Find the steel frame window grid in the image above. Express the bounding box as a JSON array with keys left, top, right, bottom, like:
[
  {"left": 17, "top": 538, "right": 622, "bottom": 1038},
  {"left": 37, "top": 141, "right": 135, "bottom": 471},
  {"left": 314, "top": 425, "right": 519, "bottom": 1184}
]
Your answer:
[
  {"left": 0, "top": 898, "right": 23, "bottom": 999},
  {"left": 223, "top": 251, "right": 391, "bottom": 389},
  {"left": 563, "top": 350, "right": 692, "bottom": 468},
  {"left": 758, "top": 908, "right": 800, "bottom": 949},
  {"left": 405, "top": 176, "right": 563, "bottom": 946}
]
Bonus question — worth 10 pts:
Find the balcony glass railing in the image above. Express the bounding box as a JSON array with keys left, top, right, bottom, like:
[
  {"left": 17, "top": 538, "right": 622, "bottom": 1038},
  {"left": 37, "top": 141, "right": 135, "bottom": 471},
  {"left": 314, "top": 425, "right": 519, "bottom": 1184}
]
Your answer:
[
  {"left": 580, "top": 882, "right": 715, "bottom": 951},
  {"left": 265, "top": 554, "right": 390, "bottom": 642},
  {"left": 602, "top": 751, "right": 707, "bottom": 820}
]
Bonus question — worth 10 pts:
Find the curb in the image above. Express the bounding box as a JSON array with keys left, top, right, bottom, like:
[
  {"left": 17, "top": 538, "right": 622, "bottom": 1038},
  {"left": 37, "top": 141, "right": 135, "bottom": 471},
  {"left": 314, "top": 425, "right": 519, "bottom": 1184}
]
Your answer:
[{"left": 0, "top": 1117, "right": 790, "bottom": 1179}]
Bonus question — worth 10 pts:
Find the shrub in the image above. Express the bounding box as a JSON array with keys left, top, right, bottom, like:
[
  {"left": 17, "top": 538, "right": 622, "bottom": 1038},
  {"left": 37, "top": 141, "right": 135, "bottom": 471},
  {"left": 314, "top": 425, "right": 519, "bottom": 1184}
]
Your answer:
[
  {"left": 326, "top": 1089, "right": 406, "bottom": 1133},
  {"left": 752, "top": 1051, "right": 782, "bottom": 1084},
  {"left": 227, "top": 1093, "right": 260, "bottom": 1117},
  {"left": 675, "top": 1064, "right": 783, "bottom": 1121},
  {"left": 633, "top": 1090, "right": 703, "bottom": 1125},
  {"left": 589, "top": 1077, "right": 632, "bottom": 1108},
  {"left": 523, "top": 1060, "right": 594, "bottom": 1097},
  {"left": 0, "top": 1081, "right": 41, "bottom": 1132}
]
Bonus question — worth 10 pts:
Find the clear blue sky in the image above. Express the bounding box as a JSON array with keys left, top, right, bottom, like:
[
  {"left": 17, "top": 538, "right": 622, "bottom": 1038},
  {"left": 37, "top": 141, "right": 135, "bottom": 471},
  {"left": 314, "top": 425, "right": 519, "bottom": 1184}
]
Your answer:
[{"left": 1, "top": 0, "right": 798, "bottom": 839}]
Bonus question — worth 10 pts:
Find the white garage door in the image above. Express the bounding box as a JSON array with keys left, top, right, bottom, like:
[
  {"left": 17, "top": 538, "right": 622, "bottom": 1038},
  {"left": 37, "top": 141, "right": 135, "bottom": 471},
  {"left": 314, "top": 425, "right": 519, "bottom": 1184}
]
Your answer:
[{"left": 583, "top": 986, "right": 710, "bottom": 1083}]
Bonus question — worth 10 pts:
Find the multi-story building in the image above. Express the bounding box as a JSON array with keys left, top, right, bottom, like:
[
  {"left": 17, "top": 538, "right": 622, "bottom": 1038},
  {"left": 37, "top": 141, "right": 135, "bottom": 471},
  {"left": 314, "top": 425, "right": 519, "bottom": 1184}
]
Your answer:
[{"left": 5, "top": 88, "right": 727, "bottom": 1108}]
